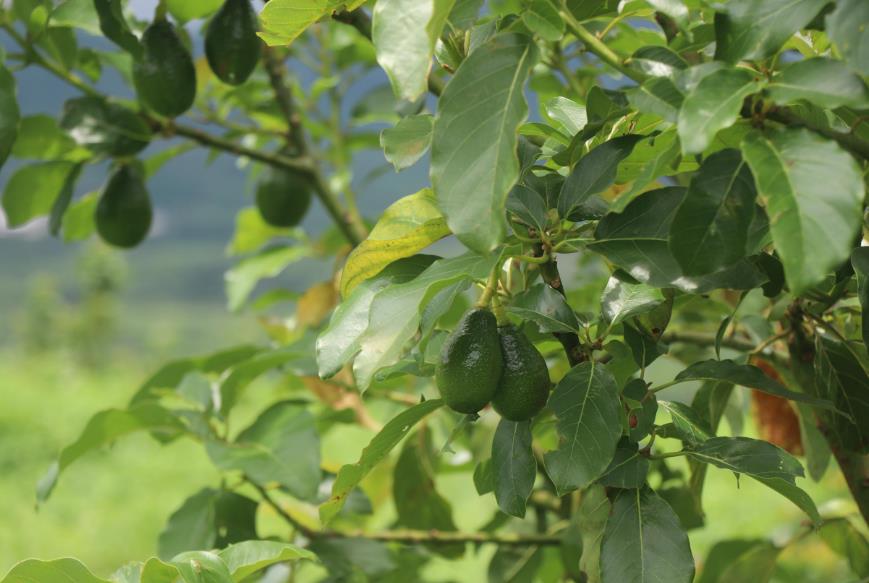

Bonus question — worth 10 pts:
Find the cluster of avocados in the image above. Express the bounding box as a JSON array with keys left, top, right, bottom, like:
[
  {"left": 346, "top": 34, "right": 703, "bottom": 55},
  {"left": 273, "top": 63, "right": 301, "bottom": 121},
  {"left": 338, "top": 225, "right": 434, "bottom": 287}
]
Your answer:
[{"left": 436, "top": 307, "right": 551, "bottom": 421}]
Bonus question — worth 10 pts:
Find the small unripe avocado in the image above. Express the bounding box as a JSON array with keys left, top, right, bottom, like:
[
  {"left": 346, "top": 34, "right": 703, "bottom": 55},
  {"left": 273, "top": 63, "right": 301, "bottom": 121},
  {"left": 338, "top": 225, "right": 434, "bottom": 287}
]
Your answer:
[
  {"left": 205, "top": 0, "right": 261, "bottom": 86},
  {"left": 435, "top": 308, "right": 503, "bottom": 414},
  {"left": 96, "top": 163, "right": 152, "bottom": 248},
  {"left": 255, "top": 168, "right": 314, "bottom": 227},
  {"left": 133, "top": 19, "right": 196, "bottom": 118},
  {"left": 492, "top": 325, "right": 550, "bottom": 421}
]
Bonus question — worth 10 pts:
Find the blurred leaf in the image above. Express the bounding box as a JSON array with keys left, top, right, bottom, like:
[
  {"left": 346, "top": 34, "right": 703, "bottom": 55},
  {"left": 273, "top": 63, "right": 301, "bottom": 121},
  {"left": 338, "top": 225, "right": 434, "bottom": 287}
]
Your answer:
[
  {"left": 678, "top": 67, "right": 765, "bottom": 155},
  {"left": 544, "top": 362, "right": 622, "bottom": 494},
  {"left": 341, "top": 189, "right": 449, "bottom": 297},
  {"left": 169, "top": 550, "right": 232, "bottom": 582},
  {"left": 626, "top": 76, "right": 684, "bottom": 122},
  {"left": 0, "top": 558, "right": 110, "bottom": 583},
  {"left": 60, "top": 96, "right": 152, "bottom": 157},
  {"left": 523, "top": 0, "right": 564, "bottom": 41},
  {"left": 492, "top": 419, "right": 535, "bottom": 518},
  {"left": 259, "top": 0, "right": 367, "bottom": 45},
  {"left": 507, "top": 284, "right": 581, "bottom": 334},
  {"left": 373, "top": 0, "right": 455, "bottom": 101},
  {"left": 629, "top": 45, "right": 687, "bottom": 78},
  {"left": 819, "top": 518, "right": 869, "bottom": 578},
  {"left": 814, "top": 335, "right": 869, "bottom": 453},
  {"left": 12, "top": 114, "right": 83, "bottom": 160},
  {"left": 37, "top": 404, "right": 188, "bottom": 503},
  {"left": 380, "top": 114, "right": 434, "bottom": 171},
  {"left": 488, "top": 547, "right": 543, "bottom": 583},
  {"left": 166, "top": 0, "right": 222, "bottom": 22},
  {"left": 431, "top": 33, "right": 537, "bottom": 253},
  {"left": 684, "top": 436, "right": 819, "bottom": 524},
  {"left": 795, "top": 402, "right": 831, "bottom": 481},
  {"left": 93, "top": 0, "right": 141, "bottom": 57},
  {"left": 2, "top": 161, "right": 78, "bottom": 227},
  {"left": 696, "top": 539, "right": 780, "bottom": 583},
  {"left": 768, "top": 58, "right": 869, "bottom": 109},
  {"left": 227, "top": 207, "right": 300, "bottom": 256},
  {"left": 218, "top": 346, "right": 307, "bottom": 414},
  {"left": 225, "top": 244, "right": 312, "bottom": 311},
  {"left": 545, "top": 96, "right": 586, "bottom": 135},
  {"left": 852, "top": 247, "right": 869, "bottom": 352},
  {"left": 600, "top": 488, "right": 694, "bottom": 583},
  {"left": 740, "top": 128, "right": 864, "bottom": 295},
  {"left": 577, "top": 484, "right": 610, "bottom": 583},
  {"left": 473, "top": 458, "right": 494, "bottom": 495},
  {"left": 206, "top": 401, "right": 321, "bottom": 501},
  {"left": 826, "top": 0, "right": 869, "bottom": 76},
  {"left": 218, "top": 541, "right": 317, "bottom": 581},
  {"left": 50, "top": 0, "right": 101, "bottom": 35},
  {"left": 61, "top": 191, "right": 98, "bottom": 242},
  {"left": 393, "top": 431, "right": 457, "bottom": 533},
  {"left": 320, "top": 399, "right": 444, "bottom": 524}
]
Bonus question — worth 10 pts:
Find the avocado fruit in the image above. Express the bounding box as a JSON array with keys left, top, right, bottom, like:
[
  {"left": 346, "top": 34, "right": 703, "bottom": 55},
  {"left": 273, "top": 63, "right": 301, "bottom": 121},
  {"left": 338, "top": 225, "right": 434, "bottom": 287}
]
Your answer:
[
  {"left": 133, "top": 19, "right": 196, "bottom": 118},
  {"left": 205, "top": 0, "right": 261, "bottom": 86},
  {"left": 435, "top": 308, "right": 503, "bottom": 414},
  {"left": 492, "top": 325, "right": 550, "bottom": 421},
  {"left": 255, "top": 168, "right": 314, "bottom": 227},
  {"left": 96, "top": 163, "right": 152, "bottom": 248}
]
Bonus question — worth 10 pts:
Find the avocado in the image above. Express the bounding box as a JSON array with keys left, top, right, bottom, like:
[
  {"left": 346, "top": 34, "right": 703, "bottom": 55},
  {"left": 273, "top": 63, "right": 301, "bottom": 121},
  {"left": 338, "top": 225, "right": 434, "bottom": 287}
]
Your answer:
[
  {"left": 205, "top": 0, "right": 261, "bottom": 86},
  {"left": 133, "top": 19, "right": 196, "bottom": 118},
  {"left": 435, "top": 308, "right": 503, "bottom": 414},
  {"left": 95, "top": 162, "right": 152, "bottom": 248},
  {"left": 492, "top": 325, "right": 550, "bottom": 421},
  {"left": 255, "top": 168, "right": 314, "bottom": 227}
]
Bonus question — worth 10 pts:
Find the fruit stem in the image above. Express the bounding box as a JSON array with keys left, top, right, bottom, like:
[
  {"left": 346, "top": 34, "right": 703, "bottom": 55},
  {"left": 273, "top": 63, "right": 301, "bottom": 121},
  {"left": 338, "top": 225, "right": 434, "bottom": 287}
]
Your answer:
[
  {"left": 491, "top": 295, "right": 509, "bottom": 326},
  {"left": 475, "top": 261, "right": 503, "bottom": 308}
]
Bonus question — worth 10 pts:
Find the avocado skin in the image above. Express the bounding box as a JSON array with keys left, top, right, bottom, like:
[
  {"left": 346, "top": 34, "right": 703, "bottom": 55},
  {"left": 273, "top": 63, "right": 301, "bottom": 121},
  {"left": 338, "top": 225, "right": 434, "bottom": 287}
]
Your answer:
[
  {"left": 205, "top": 0, "right": 261, "bottom": 85},
  {"left": 436, "top": 308, "right": 503, "bottom": 414},
  {"left": 255, "top": 168, "right": 314, "bottom": 227},
  {"left": 96, "top": 163, "right": 152, "bottom": 248},
  {"left": 133, "top": 20, "right": 196, "bottom": 118},
  {"left": 492, "top": 325, "right": 551, "bottom": 421}
]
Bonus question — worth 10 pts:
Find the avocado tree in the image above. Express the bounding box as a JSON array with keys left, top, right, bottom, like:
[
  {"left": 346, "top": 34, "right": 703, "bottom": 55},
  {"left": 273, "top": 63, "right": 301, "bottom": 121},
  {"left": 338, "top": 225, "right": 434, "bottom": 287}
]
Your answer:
[{"left": 2, "top": 0, "right": 869, "bottom": 581}]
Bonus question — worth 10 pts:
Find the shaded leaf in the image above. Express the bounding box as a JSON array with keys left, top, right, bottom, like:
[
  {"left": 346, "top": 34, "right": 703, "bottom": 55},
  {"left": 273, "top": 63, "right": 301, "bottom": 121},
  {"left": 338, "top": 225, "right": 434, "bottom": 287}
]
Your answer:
[
  {"left": 600, "top": 275, "right": 665, "bottom": 329},
  {"left": 598, "top": 440, "right": 650, "bottom": 489},
  {"left": 380, "top": 114, "right": 434, "bottom": 171},
  {"left": 2, "top": 161, "right": 77, "bottom": 227},
  {"left": 93, "top": 0, "right": 141, "bottom": 57},
  {"left": 506, "top": 283, "right": 580, "bottom": 334},
  {"left": 696, "top": 539, "right": 781, "bottom": 583},
  {"left": 826, "top": 0, "right": 869, "bottom": 76},
  {"left": 659, "top": 400, "right": 713, "bottom": 445},
  {"left": 814, "top": 335, "right": 869, "bottom": 453},
  {"left": 492, "top": 419, "right": 536, "bottom": 518},
  {"left": 259, "top": 0, "right": 367, "bottom": 46},
  {"left": 818, "top": 518, "right": 869, "bottom": 578},
  {"left": 852, "top": 247, "right": 869, "bottom": 352},
  {"left": 767, "top": 58, "right": 869, "bottom": 109}
]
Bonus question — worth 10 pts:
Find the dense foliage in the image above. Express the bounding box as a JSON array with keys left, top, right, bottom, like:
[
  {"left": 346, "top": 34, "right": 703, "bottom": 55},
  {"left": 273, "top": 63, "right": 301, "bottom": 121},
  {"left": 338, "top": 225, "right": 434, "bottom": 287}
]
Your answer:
[{"left": 1, "top": 0, "right": 868, "bottom": 581}]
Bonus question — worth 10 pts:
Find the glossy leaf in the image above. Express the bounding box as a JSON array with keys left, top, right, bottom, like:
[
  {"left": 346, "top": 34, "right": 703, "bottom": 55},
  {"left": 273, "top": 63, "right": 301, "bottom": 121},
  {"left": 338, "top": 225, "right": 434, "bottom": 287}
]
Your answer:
[
  {"left": 678, "top": 67, "right": 764, "bottom": 155},
  {"left": 218, "top": 541, "right": 316, "bottom": 581},
  {"left": 767, "top": 58, "right": 869, "bottom": 109},
  {"left": 626, "top": 76, "right": 683, "bottom": 122},
  {"left": 1, "top": 558, "right": 110, "bottom": 583},
  {"left": 492, "top": 419, "right": 536, "bottom": 518},
  {"left": 320, "top": 399, "right": 444, "bottom": 523},
  {"left": 545, "top": 96, "right": 586, "bottom": 135},
  {"left": 60, "top": 96, "right": 152, "bottom": 156},
  {"left": 659, "top": 400, "right": 713, "bottom": 445},
  {"left": 600, "top": 488, "right": 695, "bottom": 583},
  {"left": 669, "top": 149, "right": 757, "bottom": 275},
  {"left": 685, "top": 436, "right": 819, "bottom": 523},
  {"left": 431, "top": 33, "right": 537, "bottom": 252},
  {"left": 341, "top": 189, "right": 449, "bottom": 297},
  {"left": 380, "top": 114, "right": 434, "bottom": 171},
  {"left": 544, "top": 362, "right": 622, "bottom": 494},
  {"left": 373, "top": 0, "right": 455, "bottom": 101},
  {"left": 259, "top": 0, "right": 367, "bottom": 46},
  {"left": 165, "top": 0, "right": 222, "bottom": 22},
  {"left": 506, "top": 283, "right": 581, "bottom": 334},
  {"left": 598, "top": 440, "right": 650, "bottom": 489},
  {"left": 740, "top": 128, "right": 864, "bottom": 295},
  {"left": 600, "top": 275, "right": 665, "bottom": 329},
  {"left": 50, "top": 0, "right": 101, "bottom": 35}
]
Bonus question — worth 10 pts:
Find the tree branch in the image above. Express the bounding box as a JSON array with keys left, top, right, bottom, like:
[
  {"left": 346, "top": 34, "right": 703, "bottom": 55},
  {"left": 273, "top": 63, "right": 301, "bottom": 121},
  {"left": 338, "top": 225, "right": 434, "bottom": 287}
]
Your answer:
[
  {"left": 767, "top": 107, "right": 869, "bottom": 161},
  {"left": 560, "top": 9, "right": 646, "bottom": 84},
  {"left": 261, "top": 46, "right": 308, "bottom": 156},
  {"left": 253, "top": 481, "right": 560, "bottom": 546}
]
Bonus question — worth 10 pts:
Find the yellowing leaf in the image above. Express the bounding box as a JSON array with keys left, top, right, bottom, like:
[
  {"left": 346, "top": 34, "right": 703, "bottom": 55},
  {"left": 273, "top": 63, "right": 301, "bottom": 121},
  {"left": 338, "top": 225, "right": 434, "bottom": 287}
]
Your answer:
[
  {"left": 340, "top": 188, "right": 450, "bottom": 297},
  {"left": 258, "top": 0, "right": 367, "bottom": 46}
]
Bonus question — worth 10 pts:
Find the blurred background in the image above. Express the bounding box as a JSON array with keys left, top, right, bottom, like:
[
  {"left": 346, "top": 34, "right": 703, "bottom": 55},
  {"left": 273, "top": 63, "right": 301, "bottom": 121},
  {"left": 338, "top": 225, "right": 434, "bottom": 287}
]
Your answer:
[{"left": 0, "top": 1, "right": 861, "bottom": 581}]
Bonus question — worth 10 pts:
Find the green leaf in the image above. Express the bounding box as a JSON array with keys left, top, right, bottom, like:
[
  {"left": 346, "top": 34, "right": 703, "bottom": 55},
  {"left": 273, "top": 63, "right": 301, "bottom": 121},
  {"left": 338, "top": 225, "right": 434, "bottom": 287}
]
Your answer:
[
  {"left": 506, "top": 283, "right": 581, "bottom": 334},
  {"left": 2, "top": 161, "right": 77, "bottom": 228},
  {"left": 714, "top": 0, "right": 829, "bottom": 63},
  {"left": 492, "top": 419, "right": 536, "bottom": 518},
  {"left": 629, "top": 45, "right": 687, "bottom": 78},
  {"left": 61, "top": 191, "right": 98, "bottom": 242},
  {"left": 686, "top": 436, "right": 819, "bottom": 523},
  {"left": 60, "top": 96, "right": 152, "bottom": 157},
  {"left": 826, "top": 0, "right": 869, "bottom": 76},
  {"left": 626, "top": 76, "right": 684, "bottom": 122},
  {"left": 1, "top": 558, "right": 110, "bottom": 583},
  {"left": 673, "top": 359, "right": 837, "bottom": 412},
  {"left": 431, "top": 33, "right": 537, "bottom": 253},
  {"left": 373, "top": 0, "right": 455, "bottom": 101},
  {"left": 380, "top": 114, "right": 434, "bottom": 171},
  {"left": 795, "top": 403, "right": 831, "bottom": 482},
  {"left": 50, "top": 0, "right": 101, "bottom": 35},
  {"left": 393, "top": 430, "right": 457, "bottom": 532},
  {"left": 852, "top": 247, "right": 869, "bottom": 352},
  {"left": 598, "top": 440, "right": 650, "bottom": 488},
  {"left": 558, "top": 135, "right": 642, "bottom": 219},
  {"left": 206, "top": 401, "right": 321, "bottom": 501},
  {"left": 696, "top": 539, "right": 781, "bottom": 583},
  {"left": 523, "top": 0, "right": 564, "bottom": 41},
  {"left": 352, "top": 250, "right": 501, "bottom": 390},
  {"left": 740, "top": 128, "right": 864, "bottom": 295},
  {"left": 218, "top": 541, "right": 316, "bottom": 581},
  {"left": 600, "top": 275, "right": 665, "bottom": 329},
  {"left": 473, "top": 459, "right": 494, "bottom": 495},
  {"left": 819, "top": 518, "right": 869, "bottom": 578},
  {"left": 12, "top": 114, "right": 82, "bottom": 160},
  {"left": 170, "top": 551, "right": 233, "bottom": 583},
  {"left": 545, "top": 96, "right": 587, "bottom": 135},
  {"left": 227, "top": 207, "right": 299, "bottom": 257},
  {"left": 488, "top": 547, "right": 543, "bottom": 583},
  {"left": 259, "top": 0, "right": 367, "bottom": 46},
  {"left": 37, "top": 404, "right": 187, "bottom": 503},
  {"left": 93, "top": 0, "right": 141, "bottom": 57},
  {"left": 341, "top": 189, "right": 450, "bottom": 297},
  {"left": 678, "top": 67, "right": 765, "bottom": 155},
  {"left": 165, "top": 0, "right": 223, "bottom": 22},
  {"left": 814, "top": 335, "right": 869, "bottom": 453},
  {"left": 669, "top": 149, "right": 757, "bottom": 276},
  {"left": 320, "top": 399, "right": 444, "bottom": 524},
  {"left": 577, "top": 483, "right": 610, "bottom": 583},
  {"left": 225, "top": 244, "right": 312, "bottom": 311},
  {"left": 659, "top": 400, "right": 713, "bottom": 445},
  {"left": 507, "top": 184, "right": 549, "bottom": 232},
  {"left": 600, "top": 488, "right": 695, "bottom": 583},
  {"left": 767, "top": 58, "right": 869, "bottom": 109},
  {"left": 544, "top": 362, "right": 623, "bottom": 494}
]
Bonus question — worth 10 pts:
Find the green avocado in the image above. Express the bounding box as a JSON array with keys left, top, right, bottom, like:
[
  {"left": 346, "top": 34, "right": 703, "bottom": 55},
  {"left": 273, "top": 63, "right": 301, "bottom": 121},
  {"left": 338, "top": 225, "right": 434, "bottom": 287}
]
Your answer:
[
  {"left": 492, "top": 325, "right": 551, "bottom": 421},
  {"left": 133, "top": 19, "right": 196, "bottom": 118},
  {"left": 255, "top": 168, "right": 314, "bottom": 227},
  {"left": 96, "top": 163, "right": 152, "bottom": 248},
  {"left": 205, "top": 0, "right": 261, "bottom": 86},
  {"left": 435, "top": 308, "right": 503, "bottom": 414}
]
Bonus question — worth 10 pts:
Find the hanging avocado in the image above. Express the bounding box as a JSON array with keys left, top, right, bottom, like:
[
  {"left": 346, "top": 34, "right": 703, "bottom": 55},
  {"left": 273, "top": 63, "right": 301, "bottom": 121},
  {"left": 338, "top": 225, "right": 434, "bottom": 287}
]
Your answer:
[
  {"left": 255, "top": 168, "right": 314, "bottom": 227},
  {"left": 96, "top": 162, "right": 152, "bottom": 248},
  {"left": 133, "top": 19, "right": 196, "bottom": 118},
  {"left": 205, "top": 0, "right": 261, "bottom": 85},
  {"left": 435, "top": 308, "right": 504, "bottom": 414},
  {"left": 492, "top": 325, "right": 551, "bottom": 421}
]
